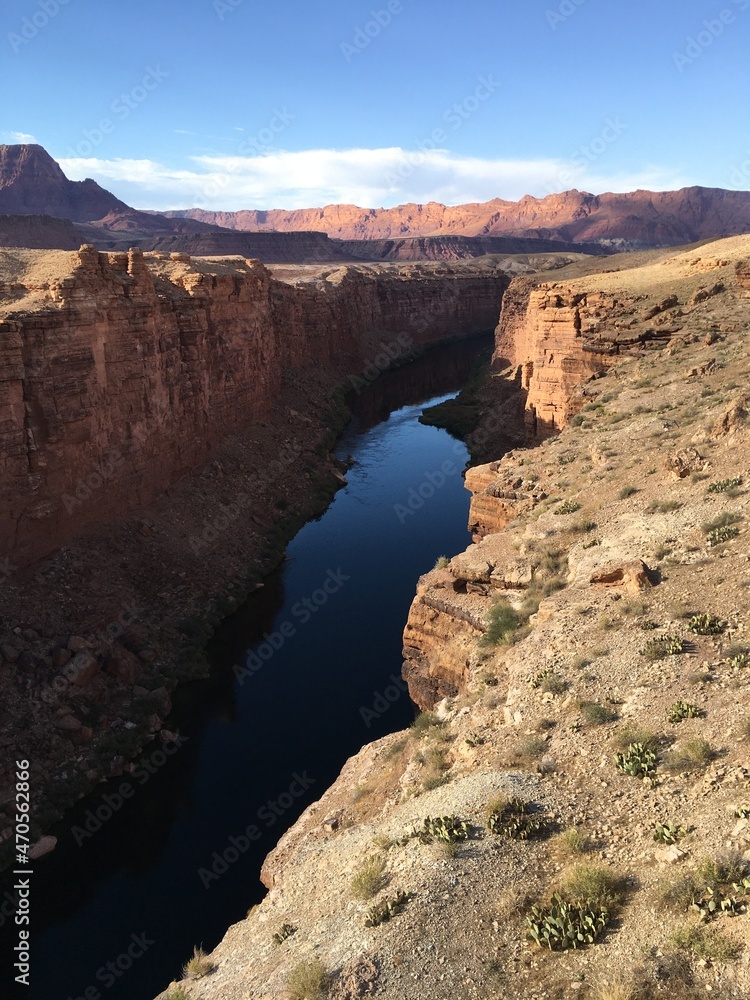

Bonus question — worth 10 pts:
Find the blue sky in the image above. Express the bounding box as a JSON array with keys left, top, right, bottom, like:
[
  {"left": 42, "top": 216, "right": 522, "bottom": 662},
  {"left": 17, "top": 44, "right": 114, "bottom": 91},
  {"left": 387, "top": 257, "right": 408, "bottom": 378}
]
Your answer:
[{"left": 2, "top": 0, "right": 749, "bottom": 210}]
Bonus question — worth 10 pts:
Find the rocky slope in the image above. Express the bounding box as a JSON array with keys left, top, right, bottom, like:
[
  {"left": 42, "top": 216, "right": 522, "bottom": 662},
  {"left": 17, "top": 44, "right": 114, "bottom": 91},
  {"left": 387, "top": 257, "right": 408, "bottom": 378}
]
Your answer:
[
  {"left": 168, "top": 188, "right": 750, "bottom": 247},
  {"left": 166, "top": 235, "right": 750, "bottom": 1000},
  {"left": 339, "top": 236, "right": 608, "bottom": 262}
]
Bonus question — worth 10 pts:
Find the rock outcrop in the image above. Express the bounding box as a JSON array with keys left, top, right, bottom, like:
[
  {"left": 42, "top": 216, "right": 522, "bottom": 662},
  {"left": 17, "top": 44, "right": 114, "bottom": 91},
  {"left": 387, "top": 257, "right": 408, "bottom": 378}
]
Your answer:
[{"left": 0, "top": 248, "right": 509, "bottom": 567}]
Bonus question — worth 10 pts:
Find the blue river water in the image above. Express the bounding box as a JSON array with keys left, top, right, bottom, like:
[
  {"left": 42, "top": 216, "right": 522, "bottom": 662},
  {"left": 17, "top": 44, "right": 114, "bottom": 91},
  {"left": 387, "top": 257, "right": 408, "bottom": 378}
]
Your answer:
[{"left": 9, "top": 335, "right": 491, "bottom": 1000}]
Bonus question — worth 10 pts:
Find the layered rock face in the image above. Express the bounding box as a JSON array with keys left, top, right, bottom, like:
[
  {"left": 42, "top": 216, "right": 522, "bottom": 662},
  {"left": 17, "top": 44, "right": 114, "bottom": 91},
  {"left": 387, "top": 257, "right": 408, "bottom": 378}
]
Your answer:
[
  {"left": 0, "top": 248, "right": 509, "bottom": 567},
  {"left": 169, "top": 186, "right": 750, "bottom": 246},
  {"left": 403, "top": 237, "right": 750, "bottom": 709}
]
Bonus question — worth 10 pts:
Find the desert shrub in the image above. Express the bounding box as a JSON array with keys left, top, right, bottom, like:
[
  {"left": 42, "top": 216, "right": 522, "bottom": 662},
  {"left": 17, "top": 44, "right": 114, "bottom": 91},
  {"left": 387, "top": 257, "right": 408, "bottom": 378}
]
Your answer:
[
  {"left": 433, "top": 555, "right": 449, "bottom": 570},
  {"left": 580, "top": 701, "right": 617, "bottom": 725},
  {"left": 350, "top": 855, "right": 387, "bottom": 900},
  {"left": 670, "top": 922, "right": 742, "bottom": 962},
  {"left": 612, "top": 725, "right": 658, "bottom": 751},
  {"left": 559, "top": 863, "right": 626, "bottom": 908},
  {"left": 287, "top": 958, "right": 329, "bottom": 1000},
  {"left": 482, "top": 601, "right": 519, "bottom": 645},
  {"left": 666, "top": 738, "right": 715, "bottom": 771},
  {"left": 618, "top": 485, "right": 638, "bottom": 499},
  {"left": 411, "top": 712, "right": 443, "bottom": 737},
  {"left": 518, "top": 735, "right": 548, "bottom": 761},
  {"left": 273, "top": 923, "right": 297, "bottom": 945},
  {"left": 182, "top": 947, "right": 214, "bottom": 981}
]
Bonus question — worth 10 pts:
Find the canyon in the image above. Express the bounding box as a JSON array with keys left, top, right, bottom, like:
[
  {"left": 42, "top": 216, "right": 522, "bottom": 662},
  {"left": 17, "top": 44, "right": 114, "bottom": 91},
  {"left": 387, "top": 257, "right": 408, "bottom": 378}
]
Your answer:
[
  {"left": 157, "top": 233, "right": 750, "bottom": 1000},
  {"left": 0, "top": 244, "right": 512, "bottom": 867}
]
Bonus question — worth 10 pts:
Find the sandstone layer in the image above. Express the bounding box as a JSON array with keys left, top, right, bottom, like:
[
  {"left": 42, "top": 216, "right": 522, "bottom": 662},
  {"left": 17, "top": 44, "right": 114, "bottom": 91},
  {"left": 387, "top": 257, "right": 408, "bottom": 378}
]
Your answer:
[{"left": 0, "top": 248, "right": 510, "bottom": 569}]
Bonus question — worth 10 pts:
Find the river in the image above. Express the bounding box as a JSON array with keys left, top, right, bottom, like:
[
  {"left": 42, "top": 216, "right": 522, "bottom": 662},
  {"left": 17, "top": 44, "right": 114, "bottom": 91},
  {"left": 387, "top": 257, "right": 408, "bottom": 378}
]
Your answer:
[{"left": 9, "top": 335, "right": 491, "bottom": 1000}]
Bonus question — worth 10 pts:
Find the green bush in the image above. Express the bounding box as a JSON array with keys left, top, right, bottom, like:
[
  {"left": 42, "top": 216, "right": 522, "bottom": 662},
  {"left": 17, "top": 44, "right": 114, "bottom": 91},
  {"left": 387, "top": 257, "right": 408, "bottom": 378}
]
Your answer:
[
  {"left": 482, "top": 601, "right": 519, "bottom": 645},
  {"left": 580, "top": 701, "right": 617, "bottom": 726}
]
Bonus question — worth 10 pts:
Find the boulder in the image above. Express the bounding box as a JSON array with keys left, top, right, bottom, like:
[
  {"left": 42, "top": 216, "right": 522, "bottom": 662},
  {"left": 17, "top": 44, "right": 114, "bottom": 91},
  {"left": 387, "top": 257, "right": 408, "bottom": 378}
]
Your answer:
[
  {"left": 664, "top": 447, "right": 707, "bottom": 479},
  {"left": 590, "top": 560, "right": 654, "bottom": 594}
]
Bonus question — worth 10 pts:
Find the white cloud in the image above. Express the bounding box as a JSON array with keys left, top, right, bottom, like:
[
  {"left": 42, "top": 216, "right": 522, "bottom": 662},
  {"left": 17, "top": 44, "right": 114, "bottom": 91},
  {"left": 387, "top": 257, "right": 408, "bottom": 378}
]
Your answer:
[
  {"left": 1, "top": 130, "right": 37, "bottom": 144},
  {"left": 56, "top": 147, "right": 691, "bottom": 212}
]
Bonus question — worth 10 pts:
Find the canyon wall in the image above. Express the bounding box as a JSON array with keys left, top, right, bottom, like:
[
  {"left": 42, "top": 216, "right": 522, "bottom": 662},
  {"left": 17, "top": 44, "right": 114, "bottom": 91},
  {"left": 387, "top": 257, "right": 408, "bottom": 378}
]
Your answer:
[
  {"left": 0, "top": 248, "right": 509, "bottom": 568},
  {"left": 403, "top": 238, "right": 750, "bottom": 708}
]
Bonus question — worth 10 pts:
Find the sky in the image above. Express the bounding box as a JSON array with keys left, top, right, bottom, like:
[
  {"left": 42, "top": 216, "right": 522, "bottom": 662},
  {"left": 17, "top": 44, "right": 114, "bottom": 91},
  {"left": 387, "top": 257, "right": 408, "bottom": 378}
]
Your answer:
[{"left": 2, "top": 0, "right": 749, "bottom": 211}]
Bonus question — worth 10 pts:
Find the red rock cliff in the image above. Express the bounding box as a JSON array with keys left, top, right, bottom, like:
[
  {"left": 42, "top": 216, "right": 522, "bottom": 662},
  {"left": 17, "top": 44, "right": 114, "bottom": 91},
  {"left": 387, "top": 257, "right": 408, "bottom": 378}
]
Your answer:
[{"left": 0, "top": 248, "right": 509, "bottom": 567}]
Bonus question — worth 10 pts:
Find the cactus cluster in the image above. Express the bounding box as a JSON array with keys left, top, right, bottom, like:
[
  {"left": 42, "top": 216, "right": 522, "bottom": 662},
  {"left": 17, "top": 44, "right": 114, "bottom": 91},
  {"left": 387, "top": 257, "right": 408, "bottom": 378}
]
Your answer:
[
  {"left": 640, "top": 634, "right": 685, "bottom": 660},
  {"left": 729, "top": 652, "right": 750, "bottom": 669},
  {"left": 554, "top": 500, "right": 582, "bottom": 515},
  {"left": 654, "top": 821, "right": 687, "bottom": 845},
  {"left": 688, "top": 613, "right": 726, "bottom": 636},
  {"left": 365, "top": 890, "right": 412, "bottom": 928},
  {"left": 615, "top": 742, "right": 657, "bottom": 780},
  {"left": 707, "top": 525, "right": 740, "bottom": 546},
  {"left": 488, "top": 798, "right": 553, "bottom": 841},
  {"left": 273, "top": 923, "right": 297, "bottom": 946},
  {"left": 708, "top": 476, "right": 742, "bottom": 494},
  {"left": 735, "top": 805, "right": 750, "bottom": 819},
  {"left": 667, "top": 701, "right": 704, "bottom": 724},
  {"left": 526, "top": 893, "right": 609, "bottom": 951},
  {"left": 413, "top": 815, "right": 471, "bottom": 844},
  {"left": 691, "top": 883, "right": 750, "bottom": 922}
]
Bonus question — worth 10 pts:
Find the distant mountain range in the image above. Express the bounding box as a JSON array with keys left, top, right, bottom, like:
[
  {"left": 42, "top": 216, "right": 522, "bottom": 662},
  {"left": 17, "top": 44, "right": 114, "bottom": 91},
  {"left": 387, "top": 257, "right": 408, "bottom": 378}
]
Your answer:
[
  {"left": 167, "top": 186, "right": 750, "bottom": 248},
  {"left": 1, "top": 144, "right": 749, "bottom": 261}
]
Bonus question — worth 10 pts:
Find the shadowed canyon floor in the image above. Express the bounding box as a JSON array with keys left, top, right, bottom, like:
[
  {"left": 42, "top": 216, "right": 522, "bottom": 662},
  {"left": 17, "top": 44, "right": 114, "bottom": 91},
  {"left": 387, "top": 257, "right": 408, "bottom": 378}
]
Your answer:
[{"left": 158, "top": 235, "right": 750, "bottom": 1000}]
